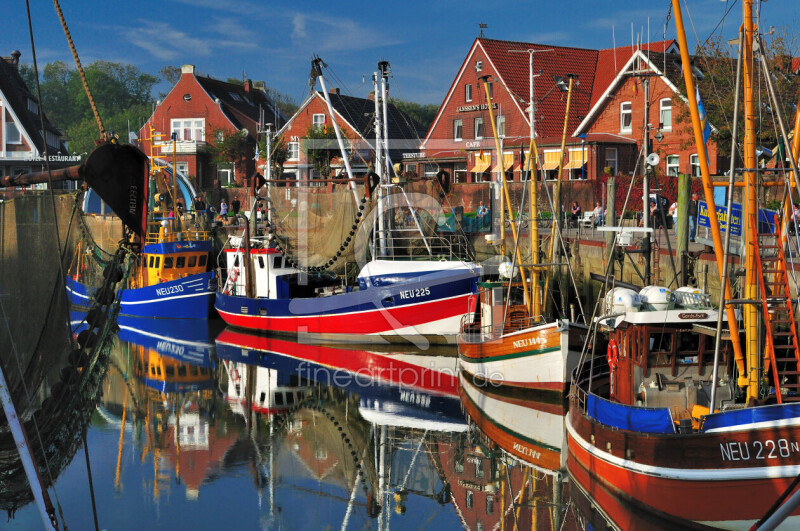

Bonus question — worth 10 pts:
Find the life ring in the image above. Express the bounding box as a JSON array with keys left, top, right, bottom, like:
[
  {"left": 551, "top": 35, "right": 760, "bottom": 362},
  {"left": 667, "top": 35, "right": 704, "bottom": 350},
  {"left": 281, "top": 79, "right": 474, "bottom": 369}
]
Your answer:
[
  {"left": 229, "top": 268, "right": 239, "bottom": 282},
  {"left": 607, "top": 339, "right": 619, "bottom": 371}
]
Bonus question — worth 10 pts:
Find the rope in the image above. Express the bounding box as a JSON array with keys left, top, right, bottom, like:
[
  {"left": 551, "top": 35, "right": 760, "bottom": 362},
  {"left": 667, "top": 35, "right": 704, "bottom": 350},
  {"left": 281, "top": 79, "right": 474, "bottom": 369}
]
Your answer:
[{"left": 51, "top": 0, "right": 106, "bottom": 139}]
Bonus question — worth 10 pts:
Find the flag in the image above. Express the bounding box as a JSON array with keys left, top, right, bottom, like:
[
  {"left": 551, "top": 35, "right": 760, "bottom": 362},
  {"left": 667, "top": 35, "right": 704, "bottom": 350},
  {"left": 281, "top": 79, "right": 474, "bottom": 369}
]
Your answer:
[
  {"left": 254, "top": 142, "right": 260, "bottom": 162},
  {"left": 323, "top": 116, "right": 328, "bottom": 134},
  {"left": 696, "top": 86, "right": 711, "bottom": 147}
]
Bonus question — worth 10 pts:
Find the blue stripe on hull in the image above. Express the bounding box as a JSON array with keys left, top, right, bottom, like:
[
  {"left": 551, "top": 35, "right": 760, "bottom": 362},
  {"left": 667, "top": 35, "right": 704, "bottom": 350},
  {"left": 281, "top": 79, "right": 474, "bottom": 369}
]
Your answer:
[
  {"left": 67, "top": 272, "right": 217, "bottom": 319},
  {"left": 216, "top": 269, "right": 476, "bottom": 319}
]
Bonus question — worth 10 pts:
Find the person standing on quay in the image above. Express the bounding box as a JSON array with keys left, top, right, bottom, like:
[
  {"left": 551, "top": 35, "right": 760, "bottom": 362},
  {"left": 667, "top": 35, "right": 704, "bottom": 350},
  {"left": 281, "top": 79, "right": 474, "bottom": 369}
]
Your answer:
[
  {"left": 688, "top": 193, "right": 699, "bottom": 242},
  {"left": 220, "top": 198, "right": 228, "bottom": 221}
]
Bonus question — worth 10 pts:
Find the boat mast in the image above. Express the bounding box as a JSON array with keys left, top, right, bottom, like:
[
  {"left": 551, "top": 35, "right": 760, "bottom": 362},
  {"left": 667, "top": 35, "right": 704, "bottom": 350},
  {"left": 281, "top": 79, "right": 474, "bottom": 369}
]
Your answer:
[
  {"left": 373, "top": 69, "right": 386, "bottom": 257},
  {"left": 480, "top": 75, "right": 531, "bottom": 312},
  {"left": 671, "top": 0, "right": 747, "bottom": 393},
  {"left": 742, "top": 0, "right": 761, "bottom": 400},
  {"left": 379, "top": 61, "right": 392, "bottom": 258},
  {"left": 310, "top": 58, "right": 361, "bottom": 205}
]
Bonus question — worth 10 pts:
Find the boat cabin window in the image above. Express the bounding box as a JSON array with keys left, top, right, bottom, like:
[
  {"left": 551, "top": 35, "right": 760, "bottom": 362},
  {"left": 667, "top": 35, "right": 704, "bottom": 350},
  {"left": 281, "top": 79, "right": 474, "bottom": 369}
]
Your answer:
[
  {"left": 259, "top": 392, "right": 266, "bottom": 403},
  {"left": 198, "top": 255, "right": 207, "bottom": 267},
  {"left": 154, "top": 257, "right": 160, "bottom": 268},
  {"left": 286, "top": 392, "right": 295, "bottom": 405},
  {"left": 188, "top": 256, "right": 197, "bottom": 267},
  {"left": 678, "top": 331, "right": 700, "bottom": 352},
  {"left": 164, "top": 257, "right": 174, "bottom": 269},
  {"left": 148, "top": 256, "right": 155, "bottom": 268},
  {"left": 258, "top": 256, "right": 265, "bottom": 268},
  {"left": 200, "top": 367, "right": 208, "bottom": 375},
  {"left": 273, "top": 256, "right": 282, "bottom": 269},
  {"left": 165, "top": 366, "right": 175, "bottom": 377},
  {"left": 233, "top": 256, "right": 240, "bottom": 267},
  {"left": 176, "top": 256, "right": 186, "bottom": 268},
  {"left": 189, "top": 366, "right": 198, "bottom": 376},
  {"left": 178, "top": 366, "right": 187, "bottom": 377},
  {"left": 649, "top": 332, "right": 672, "bottom": 353},
  {"left": 274, "top": 393, "right": 284, "bottom": 406}
]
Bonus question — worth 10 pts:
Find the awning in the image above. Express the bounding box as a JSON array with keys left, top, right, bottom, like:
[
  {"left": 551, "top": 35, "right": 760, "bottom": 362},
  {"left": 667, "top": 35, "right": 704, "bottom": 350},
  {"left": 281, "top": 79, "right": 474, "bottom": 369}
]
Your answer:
[
  {"left": 563, "top": 159, "right": 586, "bottom": 169},
  {"left": 470, "top": 160, "right": 490, "bottom": 173},
  {"left": 470, "top": 153, "right": 491, "bottom": 173},
  {"left": 491, "top": 153, "right": 515, "bottom": 173},
  {"left": 542, "top": 151, "right": 561, "bottom": 170}
]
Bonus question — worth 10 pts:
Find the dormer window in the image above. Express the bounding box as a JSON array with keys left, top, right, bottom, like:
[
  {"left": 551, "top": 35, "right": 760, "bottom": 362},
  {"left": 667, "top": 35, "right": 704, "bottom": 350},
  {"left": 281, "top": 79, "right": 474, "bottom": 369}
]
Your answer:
[
  {"left": 27, "top": 98, "right": 38, "bottom": 114},
  {"left": 5, "top": 122, "right": 21, "bottom": 145}
]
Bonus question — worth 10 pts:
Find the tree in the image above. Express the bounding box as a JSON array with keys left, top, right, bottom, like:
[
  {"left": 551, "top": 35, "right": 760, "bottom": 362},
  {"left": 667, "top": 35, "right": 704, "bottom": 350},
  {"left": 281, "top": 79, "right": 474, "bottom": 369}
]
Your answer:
[
  {"left": 18, "top": 60, "right": 158, "bottom": 154},
  {"left": 257, "top": 133, "right": 289, "bottom": 178},
  {"left": 209, "top": 127, "right": 252, "bottom": 186},
  {"left": 302, "top": 125, "right": 340, "bottom": 179},
  {"left": 674, "top": 32, "right": 800, "bottom": 159},
  {"left": 159, "top": 66, "right": 181, "bottom": 86},
  {"left": 389, "top": 98, "right": 437, "bottom": 131}
]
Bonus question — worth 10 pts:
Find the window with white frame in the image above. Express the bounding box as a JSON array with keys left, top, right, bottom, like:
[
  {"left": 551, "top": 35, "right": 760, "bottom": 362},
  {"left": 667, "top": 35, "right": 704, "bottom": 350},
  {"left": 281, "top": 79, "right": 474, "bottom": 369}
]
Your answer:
[
  {"left": 465, "top": 84, "right": 472, "bottom": 102},
  {"left": 666, "top": 155, "right": 680, "bottom": 176},
  {"left": 453, "top": 119, "right": 463, "bottom": 141},
  {"left": 288, "top": 142, "right": 300, "bottom": 161},
  {"left": 659, "top": 98, "right": 672, "bottom": 131},
  {"left": 690, "top": 154, "right": 700, "bottom": 176},
  {"left": 171, "top": 119, "right": 205, "bottom": 142},
  {"left": 453, "top": 162, "right": 467, "bottom": 183},
  {"left": 496, "top": 115, "right": 505, "bottom": 138},
  {"left": 217, "top": 167, "right": 233, "bottom": 186},
  {"left": 312, "top": 114, "right": 325, "bottom": 130},
  {"left": 5, "top": 122, "right": 21, "bottom": 144},
  {"left": 474, "top": 117, "right": 484, "bottom": 139},
  {"left": 605, "top": 148, "right": 617, "bottom": 175},
  {"left": 620, "top": 102, "right": 632, "bottom": 133},
  {"left": 176, "top": 162, "right": 188, "bottom": 177},
  {"left": 476, "top": 60, "right": 483, "bottom": 72}
]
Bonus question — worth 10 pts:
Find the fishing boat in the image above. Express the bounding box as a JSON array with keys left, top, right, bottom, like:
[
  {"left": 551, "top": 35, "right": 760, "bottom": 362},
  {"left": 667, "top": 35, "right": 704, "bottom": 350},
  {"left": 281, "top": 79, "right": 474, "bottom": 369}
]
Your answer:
[
  {"left": 567, "top": 1, "right": 800, "bottom": 527},
  {"left": 457, "top": 73, "right": 587, "bottom": 393},
  {"left": 67, "top": 129, "right": 216, "bottom": 319},
  {"left": 215, "top": 58, "right": 479, "bottom": 343}
]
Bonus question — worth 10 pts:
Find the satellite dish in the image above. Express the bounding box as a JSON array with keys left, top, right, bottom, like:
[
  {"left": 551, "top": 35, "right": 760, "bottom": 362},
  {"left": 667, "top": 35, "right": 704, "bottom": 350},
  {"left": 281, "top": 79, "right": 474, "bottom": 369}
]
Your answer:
[{"left": 646, "top": 153, "right": 660, "bottom": 167}]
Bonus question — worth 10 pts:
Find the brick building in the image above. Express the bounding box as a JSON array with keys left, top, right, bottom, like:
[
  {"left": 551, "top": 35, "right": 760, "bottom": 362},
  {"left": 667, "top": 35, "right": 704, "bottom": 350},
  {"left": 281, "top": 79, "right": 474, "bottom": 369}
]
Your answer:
[
  {"left": 278, "top": 88, "right": 424, "bottom": 184},
  {"left": 138, "top": 64, "right": 285, "bottom": 191},
  {"left": 575, "top": 48, "right": 725, "bottom": 178},
  {"left": 419, "top": 38, "right": 697, "bottom": 183},
  {"left": 0, "top": 49, "right": 74, "bottom": 191}
]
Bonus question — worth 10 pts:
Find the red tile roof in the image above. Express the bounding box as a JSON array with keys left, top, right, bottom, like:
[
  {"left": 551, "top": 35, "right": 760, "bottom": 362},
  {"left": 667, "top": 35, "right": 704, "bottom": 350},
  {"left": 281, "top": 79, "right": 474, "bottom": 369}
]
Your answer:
[
  {"left": 591, "top": 40, "right": 677, "bottom": 107},
  {"left": 475, "top": 38, "right": 676, "bottom": 139},
  {"left": 479, "top": 38, "right": 599, "bottom": 138}
]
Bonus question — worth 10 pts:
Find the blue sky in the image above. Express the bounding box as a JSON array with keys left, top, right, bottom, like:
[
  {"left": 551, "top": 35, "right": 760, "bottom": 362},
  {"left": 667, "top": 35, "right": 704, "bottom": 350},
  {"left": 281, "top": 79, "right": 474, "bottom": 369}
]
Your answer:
[{"left": 4, "top": 0, "right": 798, "bottom": 105}]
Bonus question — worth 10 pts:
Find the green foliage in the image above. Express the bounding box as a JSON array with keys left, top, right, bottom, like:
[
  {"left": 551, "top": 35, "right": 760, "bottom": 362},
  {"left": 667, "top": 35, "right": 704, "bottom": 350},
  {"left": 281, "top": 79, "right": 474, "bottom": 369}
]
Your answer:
[
  {"left": 257, "top": 134, "right": 289, "bottom": 177},
  {"left": 675, "top": 32, "right": 800, "bottom": 158},
  {"left": 208, "top": 127, "right": 253, "bottom": 185},
  {"left": 302, "top": 125, "right": 339, "bottom": 178},
  {"left": 19, "top": 60, "right": 157, "bottom": 154},
  {"left": 388, "top": 98, "right": 436, "bottom": 131}
]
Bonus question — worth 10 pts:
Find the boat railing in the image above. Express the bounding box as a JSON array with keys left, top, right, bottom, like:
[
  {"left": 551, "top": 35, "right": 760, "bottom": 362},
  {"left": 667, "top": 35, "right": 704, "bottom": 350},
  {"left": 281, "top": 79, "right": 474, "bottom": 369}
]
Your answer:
[
  {"left": 146, "top": 226, "right": 211, "bottom": 245},
  {"left": 376, "top": 230, "right": 473, "bottom": 261},
  {"left": 459, "top": 313, "right": 547, "bottom": 342}
]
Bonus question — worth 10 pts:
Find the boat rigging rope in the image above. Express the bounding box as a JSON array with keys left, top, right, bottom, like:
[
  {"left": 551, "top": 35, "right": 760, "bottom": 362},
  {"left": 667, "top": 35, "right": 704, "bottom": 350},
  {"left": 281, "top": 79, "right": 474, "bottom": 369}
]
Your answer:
[{"left": 51, "top": 0, "right": 106, "bottom": 139}]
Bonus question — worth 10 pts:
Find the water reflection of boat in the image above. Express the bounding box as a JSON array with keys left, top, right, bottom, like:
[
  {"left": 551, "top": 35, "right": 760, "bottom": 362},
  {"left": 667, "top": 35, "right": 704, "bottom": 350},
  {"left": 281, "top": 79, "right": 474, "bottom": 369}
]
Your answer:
[
  {"left": 215, "top": 328, "right": 465, "bottom": 425},
  {"left": 117, "top": 315, "right": 220, "bottom": 367},
  {"left": 458, "top": 371, "right": 566, "bottom": 473}
]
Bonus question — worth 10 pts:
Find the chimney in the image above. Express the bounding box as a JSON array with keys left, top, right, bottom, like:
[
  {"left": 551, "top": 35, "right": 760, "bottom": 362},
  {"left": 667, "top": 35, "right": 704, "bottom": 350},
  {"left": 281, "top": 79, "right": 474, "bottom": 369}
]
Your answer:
[
  {"left": 367, "top": 90, "right": 375, "bottom": 101},
  {"left": 9, "top": 50, "right": 21, "bottom": 69},
  {"left": 244, "top": 79, "right": 252, "bottom": 93},
  {"left": 330, "top": 87, "right": 340, "bottom": 96},
  {"left": 180, "top": 64, "right": 195, "bottom": 75}
]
